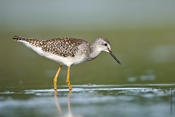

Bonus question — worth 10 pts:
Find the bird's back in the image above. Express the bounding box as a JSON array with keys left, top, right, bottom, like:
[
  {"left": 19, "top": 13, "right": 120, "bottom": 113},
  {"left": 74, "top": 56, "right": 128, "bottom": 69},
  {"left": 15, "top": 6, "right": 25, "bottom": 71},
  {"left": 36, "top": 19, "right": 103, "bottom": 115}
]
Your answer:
[
  {"left": 44, "top": 37, "right": 88, "bottom": 57},
  {"left": 13, "top": 36, "right": 88, "bottom": 57}
]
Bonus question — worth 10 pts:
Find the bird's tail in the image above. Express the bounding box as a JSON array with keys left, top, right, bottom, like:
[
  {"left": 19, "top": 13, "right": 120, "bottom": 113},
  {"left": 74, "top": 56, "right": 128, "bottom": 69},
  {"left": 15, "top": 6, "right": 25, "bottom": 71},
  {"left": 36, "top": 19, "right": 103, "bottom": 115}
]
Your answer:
[{"left": 12, "top": 35, "right": 27, "bottom": 41}]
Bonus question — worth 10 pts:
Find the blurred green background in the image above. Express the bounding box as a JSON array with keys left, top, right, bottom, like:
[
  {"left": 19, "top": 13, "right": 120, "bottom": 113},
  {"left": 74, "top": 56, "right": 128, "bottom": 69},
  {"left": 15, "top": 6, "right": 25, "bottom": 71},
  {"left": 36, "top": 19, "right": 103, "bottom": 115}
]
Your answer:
[{"left": 0, "top": 0, "right": 175, "bottom": 90}]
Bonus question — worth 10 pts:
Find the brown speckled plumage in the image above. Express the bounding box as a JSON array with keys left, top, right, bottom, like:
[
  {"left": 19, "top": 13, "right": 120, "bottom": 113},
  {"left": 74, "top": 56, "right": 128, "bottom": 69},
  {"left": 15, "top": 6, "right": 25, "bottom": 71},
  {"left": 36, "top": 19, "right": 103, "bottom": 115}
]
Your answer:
[{"left": 13, "top": 36, "right": 88, "bottom": 57}]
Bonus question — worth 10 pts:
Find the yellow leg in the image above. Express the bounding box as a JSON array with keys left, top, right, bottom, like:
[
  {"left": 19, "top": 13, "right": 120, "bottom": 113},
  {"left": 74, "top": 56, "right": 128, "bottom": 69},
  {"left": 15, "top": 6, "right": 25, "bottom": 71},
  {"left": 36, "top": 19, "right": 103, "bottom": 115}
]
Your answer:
[
  {"left": 66, "top": 66, "right": 72, "bottom": 91},
  {"left": 53, "top": 66, "right": 62, "bottom": 92},
  {"left": 67, "top": 90, "right": 72, "bottom": 98}
]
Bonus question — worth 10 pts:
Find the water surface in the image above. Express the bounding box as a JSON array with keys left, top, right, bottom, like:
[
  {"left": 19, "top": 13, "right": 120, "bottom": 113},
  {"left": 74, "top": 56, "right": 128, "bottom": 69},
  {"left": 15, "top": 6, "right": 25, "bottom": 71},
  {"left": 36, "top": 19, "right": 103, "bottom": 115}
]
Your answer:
[{"left": 0, "top": 84, "right": 175, "bottom": 117}]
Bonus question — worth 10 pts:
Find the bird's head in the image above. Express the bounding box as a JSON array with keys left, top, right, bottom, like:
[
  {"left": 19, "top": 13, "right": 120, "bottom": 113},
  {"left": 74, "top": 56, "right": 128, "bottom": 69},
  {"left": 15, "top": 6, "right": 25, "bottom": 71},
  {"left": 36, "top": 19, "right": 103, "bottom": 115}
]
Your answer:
[{"left": 95, "top": 37, "right": 121, "bottom": 64}]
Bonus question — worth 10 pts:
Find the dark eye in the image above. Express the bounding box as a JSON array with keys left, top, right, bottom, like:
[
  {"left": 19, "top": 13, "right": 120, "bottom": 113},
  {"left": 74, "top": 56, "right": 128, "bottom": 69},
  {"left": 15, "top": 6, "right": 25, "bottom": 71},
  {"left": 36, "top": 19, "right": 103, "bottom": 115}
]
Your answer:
[{"left": 104, "top": 43, "right": 107, "bottom": 46}]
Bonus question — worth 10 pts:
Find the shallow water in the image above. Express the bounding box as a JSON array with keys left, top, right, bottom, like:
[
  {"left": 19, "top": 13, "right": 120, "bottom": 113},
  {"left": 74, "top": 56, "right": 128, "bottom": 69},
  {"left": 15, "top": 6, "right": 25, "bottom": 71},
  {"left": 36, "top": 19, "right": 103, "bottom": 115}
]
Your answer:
[
  {"left": 1, "top": 26, "right": 175, "bottom": 117},
  {"left": 1, "top": 1, "right": 175, "bottom": 116},
  {"left": 0, "top": 28, "right": 175, "bottom": 117},
  {"left": 0, "top": 84, "right": 175, "bottom": 117}
]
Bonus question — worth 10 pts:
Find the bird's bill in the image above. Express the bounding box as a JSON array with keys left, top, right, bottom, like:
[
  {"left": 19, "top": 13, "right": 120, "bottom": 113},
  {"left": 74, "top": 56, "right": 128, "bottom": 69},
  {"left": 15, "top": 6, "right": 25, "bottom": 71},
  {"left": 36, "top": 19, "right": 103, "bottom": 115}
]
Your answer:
[{"left": 109, "top": 50, "right": 121, "bottom": 64}]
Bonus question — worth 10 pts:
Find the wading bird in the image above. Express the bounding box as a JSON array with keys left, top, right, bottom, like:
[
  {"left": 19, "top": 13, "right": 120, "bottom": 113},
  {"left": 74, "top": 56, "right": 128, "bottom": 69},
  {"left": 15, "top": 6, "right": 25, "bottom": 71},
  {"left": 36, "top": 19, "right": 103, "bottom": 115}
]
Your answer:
[{"left": 13, "top": 36, "right": 120, "bottom": 91}]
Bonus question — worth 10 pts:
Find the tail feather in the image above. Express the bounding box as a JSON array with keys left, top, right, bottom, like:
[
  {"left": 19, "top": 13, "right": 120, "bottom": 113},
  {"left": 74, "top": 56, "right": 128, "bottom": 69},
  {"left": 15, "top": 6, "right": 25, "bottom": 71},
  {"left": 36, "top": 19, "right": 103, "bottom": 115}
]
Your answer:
[
  {"left": 12, "top": 35, "right": 45, "bottom": 56},
  {"left": 12, "top": 35, "right": 45, "bottom": 49},
  {"left": 12, "top": 35, "right": 27, "bottom": 41}
]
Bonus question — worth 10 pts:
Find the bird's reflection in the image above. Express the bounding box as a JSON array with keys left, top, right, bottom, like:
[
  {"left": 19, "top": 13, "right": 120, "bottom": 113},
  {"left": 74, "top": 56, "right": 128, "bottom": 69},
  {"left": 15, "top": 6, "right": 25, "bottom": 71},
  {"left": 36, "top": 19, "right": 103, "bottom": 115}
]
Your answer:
[
  {"left": 169, "top": 88, "right": 174, "bottom": 114},
  {"left": 54, "top": 90, "right": 83, "bottom": 117},
  {"left": 54, "top": 91, "right": 62, "bottom": 113}
]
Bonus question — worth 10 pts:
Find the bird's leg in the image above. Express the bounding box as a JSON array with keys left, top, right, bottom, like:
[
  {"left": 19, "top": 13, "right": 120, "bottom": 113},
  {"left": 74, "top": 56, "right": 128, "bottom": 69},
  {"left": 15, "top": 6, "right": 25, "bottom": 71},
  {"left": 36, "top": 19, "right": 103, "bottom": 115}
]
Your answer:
[
  {"left": 67, "top": 90, "right": 72, "bottom": 98},
  {"left": 53, "top": 66, "right": 62, "bottom": 93},
  {"left": 66, "top": 66, "right": 72, "bottom": 91}
]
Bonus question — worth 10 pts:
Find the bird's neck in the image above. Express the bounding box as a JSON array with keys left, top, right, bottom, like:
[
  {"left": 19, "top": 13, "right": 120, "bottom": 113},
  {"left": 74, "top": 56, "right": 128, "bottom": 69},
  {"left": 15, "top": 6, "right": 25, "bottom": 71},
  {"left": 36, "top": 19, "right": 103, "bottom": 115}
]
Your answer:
[{"left": 88, "top": 43, "right": 102, "bottom": 61}]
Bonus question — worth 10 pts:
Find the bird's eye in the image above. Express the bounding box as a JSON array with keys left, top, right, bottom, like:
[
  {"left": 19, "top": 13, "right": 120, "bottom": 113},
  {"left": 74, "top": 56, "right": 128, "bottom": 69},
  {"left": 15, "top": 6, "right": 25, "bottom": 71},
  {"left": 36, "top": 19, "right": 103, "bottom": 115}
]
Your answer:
[{"left": 104, "top": 43, "right": 108, "bottom": 46}]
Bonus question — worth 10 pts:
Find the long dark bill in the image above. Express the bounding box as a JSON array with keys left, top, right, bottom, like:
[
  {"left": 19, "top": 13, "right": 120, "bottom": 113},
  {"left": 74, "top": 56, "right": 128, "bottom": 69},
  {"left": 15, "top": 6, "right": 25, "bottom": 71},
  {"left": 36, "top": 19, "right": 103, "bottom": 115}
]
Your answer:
[{"left": 109, "top": 50, "right": 121, "bottom": 64}]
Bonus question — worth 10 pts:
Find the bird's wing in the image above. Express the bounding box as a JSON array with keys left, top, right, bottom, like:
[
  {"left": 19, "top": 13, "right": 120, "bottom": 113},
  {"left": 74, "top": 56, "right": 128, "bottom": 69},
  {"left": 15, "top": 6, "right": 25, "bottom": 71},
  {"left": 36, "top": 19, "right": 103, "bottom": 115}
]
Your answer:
[{"left": 41, "top": 38, "right": 86, "bottom": 57}]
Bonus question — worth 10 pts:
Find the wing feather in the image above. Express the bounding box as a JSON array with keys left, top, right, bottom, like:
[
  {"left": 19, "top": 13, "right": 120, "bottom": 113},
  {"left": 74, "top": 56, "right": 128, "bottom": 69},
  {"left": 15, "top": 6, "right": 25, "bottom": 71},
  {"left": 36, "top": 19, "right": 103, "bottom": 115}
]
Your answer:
[{"left": 42, "top": 38, "right": 86, "bottom": 57}]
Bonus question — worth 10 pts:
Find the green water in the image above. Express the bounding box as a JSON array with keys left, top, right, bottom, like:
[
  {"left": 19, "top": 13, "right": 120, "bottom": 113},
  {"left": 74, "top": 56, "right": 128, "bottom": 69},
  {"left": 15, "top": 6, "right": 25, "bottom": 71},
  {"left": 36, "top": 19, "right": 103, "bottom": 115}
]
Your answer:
[
  {"left": 1, "top": 29, "right": 175, "bottom": 87},
  {"left": 0, "top": 29, "right": 175, "bottom": 117}
]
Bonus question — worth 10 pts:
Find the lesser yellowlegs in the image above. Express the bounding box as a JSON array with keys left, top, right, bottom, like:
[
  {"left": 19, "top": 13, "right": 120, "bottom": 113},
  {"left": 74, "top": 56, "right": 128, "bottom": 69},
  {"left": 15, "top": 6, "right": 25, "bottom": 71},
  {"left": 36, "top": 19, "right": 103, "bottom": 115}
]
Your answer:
[{"left": 12, "top": 36, "right": 121, "bottom": 91}]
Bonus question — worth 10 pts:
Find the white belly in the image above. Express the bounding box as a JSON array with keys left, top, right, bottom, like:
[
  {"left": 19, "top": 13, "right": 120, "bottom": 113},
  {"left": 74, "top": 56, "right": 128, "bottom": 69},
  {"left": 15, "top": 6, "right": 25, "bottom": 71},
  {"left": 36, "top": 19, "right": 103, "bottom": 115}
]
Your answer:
[
  {"left": 44, "top": 52, "right": 87, "bottom": 66},
  {"left": 18, "top": 40, "right": 87, "bottom": 66}
]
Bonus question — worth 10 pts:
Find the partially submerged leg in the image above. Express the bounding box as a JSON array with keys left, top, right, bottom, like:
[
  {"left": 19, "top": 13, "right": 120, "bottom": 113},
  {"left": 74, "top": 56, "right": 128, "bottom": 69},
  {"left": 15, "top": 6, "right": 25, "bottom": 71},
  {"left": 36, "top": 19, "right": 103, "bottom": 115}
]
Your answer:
[
  {"left": 66, "top": 66, "right": 72, "bottom": 91},
  {"left": 53, "top": 66, "right": 62, "bottom": 92}
]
